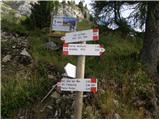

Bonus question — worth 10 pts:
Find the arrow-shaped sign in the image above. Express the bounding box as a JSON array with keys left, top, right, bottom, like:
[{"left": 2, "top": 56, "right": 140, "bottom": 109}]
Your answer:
[
  {"left": 61, "top": 29, "right": 99, "bottom": 43},
  {"left": 57, "top": 77, "right": 97, "bottom": 93},
  {"left": 63, "top": 43, "right": 105, "bottom": 56}
]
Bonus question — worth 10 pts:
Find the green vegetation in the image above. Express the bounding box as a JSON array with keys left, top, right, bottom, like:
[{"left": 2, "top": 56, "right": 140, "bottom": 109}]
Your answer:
[{"left": 1, "top": 4, "right": 156, "bottom": 118}]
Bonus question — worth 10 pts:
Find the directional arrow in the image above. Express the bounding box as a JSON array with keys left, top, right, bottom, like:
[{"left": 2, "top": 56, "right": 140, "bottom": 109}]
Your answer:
[
  {"left": 63, "top": 43, "right": 105, "bottom": 56},
  {"left": 57, "top": 77, "right": 97, "bottom": 93},
  {"left": 61, "top": 29, "right": 99, "bottom": 43}
]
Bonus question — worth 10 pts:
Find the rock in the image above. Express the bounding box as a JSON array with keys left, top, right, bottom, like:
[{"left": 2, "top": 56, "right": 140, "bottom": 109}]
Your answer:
[
  {"left": 114, "top": 113, "right": 121, "bottom": 119},
  {"left": 12, "top": 45, "right": 16, "bottom": 49},
  {"left": 20, "top": 48, "right": 31, "bottom": 58},
  {"left": 48, "top": 74, "right": 55, "bottom": 79},
  {"left": 47, "top": 105, "right": 53, "bottom": 110},
  {"left": 70, "top": 115, "right": 74, "bottom": 119},
  {"left": 2, "top": 55, "right": 11, "bottom": 62},
  {"left": 54, "top": 110, "right": 58, "bottom": 117},
  {"left": 44, "top": 41, "right": 59, "bottom": 50},
  {"left": 19, "top": 116, "right": 25, "bottom": 119},
  {"left": 113, "top": 99, "right": 119, "bottom": 106},
  {"left": 133, "top": 99, "right": 145, "bottom": 107},
  {"left": 19, "top": 49, "right": 32, "bottom": 65},
  {"left": 21, "top": 40, "right": 28, "bottom": 47},
  {"left": 51, "top": 91, "right": 60, "bottom": 99}
]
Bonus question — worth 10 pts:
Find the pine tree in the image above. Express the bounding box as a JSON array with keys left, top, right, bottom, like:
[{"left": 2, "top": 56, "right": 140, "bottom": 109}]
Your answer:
[{"left": 26, "top": 1, "right": 59, "bottom": 29}]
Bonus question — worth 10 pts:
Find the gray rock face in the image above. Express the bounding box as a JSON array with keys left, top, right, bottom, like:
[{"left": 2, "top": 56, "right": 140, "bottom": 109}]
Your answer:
[
  {"left": 2, "top": 55, "right": 12, "bottom": 62},
  {"left": 52, "top": 2, "right": 90, "bottom": 21},
  {"left": 2, "top": 1, "right": 32, "bottom": 16}
]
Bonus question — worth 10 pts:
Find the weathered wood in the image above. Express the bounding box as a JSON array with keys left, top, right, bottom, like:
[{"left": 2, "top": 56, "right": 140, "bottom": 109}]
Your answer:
[{"left": 74, "top": 42, "right": 86, "bottom": 119}]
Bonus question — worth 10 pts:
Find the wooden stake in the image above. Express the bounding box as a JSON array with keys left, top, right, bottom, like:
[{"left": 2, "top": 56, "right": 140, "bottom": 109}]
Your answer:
[{"left": 74, "top": 42, "right": 86, "bottom": 119}]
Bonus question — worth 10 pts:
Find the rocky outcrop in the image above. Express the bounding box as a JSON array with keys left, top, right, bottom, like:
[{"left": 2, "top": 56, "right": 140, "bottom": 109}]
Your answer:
[
  {"left": 1, "top": 1, "right": 32, "bottom": 17},
  {"left": 2, "top": 1, "right": 90, "bottom": 20},
  {"left": 1, "top": 30, "right": 31, "bottom": 68},
  {"left": 53, "top": 2, "right": 90, "bottom": 20}
]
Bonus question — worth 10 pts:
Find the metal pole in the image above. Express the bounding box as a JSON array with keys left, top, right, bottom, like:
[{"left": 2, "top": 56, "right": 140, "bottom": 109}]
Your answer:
[{"left": 74, "top": 42, "right": 86, "bottom": 119}]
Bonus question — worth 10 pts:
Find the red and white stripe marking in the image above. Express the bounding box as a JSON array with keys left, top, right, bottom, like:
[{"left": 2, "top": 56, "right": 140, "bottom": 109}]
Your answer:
[
  {"left": 92, "top": 29, "right": 99, "bottom": 41},
  {"left": 57, "top": 78, "right": 97, "bottom": 93},
  {"left": 63, "top": 43, "right": 105, "bottom": 56}
]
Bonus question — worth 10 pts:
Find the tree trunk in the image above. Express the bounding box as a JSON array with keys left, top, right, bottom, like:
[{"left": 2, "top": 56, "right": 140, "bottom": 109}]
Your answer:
[{"left": 141, "top": 1, "right": 159, "bottom": 78}]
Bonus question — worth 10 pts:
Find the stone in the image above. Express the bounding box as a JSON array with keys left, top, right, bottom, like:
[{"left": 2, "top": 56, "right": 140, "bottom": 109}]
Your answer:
[
  {"left": 50, "top": 91, "right": 60, "bottom": 99},
  {"left": 19, "top": 116, "right": 25, "bottom": 119},
  {"left": 47, "top": 105, "right": 53, "bottom": 110},
  {"left": 2, "top": 55, "right": 11, "bottom": 62},
  {"left": 113, "top": 99, "right": 119, "bottom": 106},
  {"left": 54, "top": 110, "right": 58, "bottom": 117},
  {"left": 114, "top": 113, "right": 121, "bottom": 119},
  {"left": 44, "top": 41, "right": 59, "bottom": 50},
  {"left": 19, "top": 49, "right": 32, "bottom": 65},
  {"left": 20, "top": 48, "right": 31, "bottom": 58},
  {"left": 48, "top": 74, "right": 55, "bottom": 79},
  {"left": 12, "top": 45, "right": 16, "bottom": 48}
]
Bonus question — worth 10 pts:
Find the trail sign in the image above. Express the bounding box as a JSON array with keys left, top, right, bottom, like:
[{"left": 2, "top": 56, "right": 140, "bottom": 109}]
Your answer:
[
  {"left": 61, "top": 29, "right": 99, "bottom": 43},
  {"left": 64, "top": 63, "right": 76, "bottom": 78},
  {"left": 58, "top": 77, "right": 97, "bottom": 93},
  {"left": 52, "top": 16, "right": 77, "bottom": 32},
  {"left": 63, "top": 43, "right": 105, "bottom": 56}
]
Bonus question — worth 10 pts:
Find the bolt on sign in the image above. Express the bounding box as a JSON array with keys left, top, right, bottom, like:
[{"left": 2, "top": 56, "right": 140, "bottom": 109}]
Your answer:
[
  {"left": 61, "top": 29, "right": 99, "bottom": 43},
  {"left": 52, "top": 16, "right": 77, "bottom": 32},
  {"left": 57, "top": 78, "right": 97, "bottom": 93},
  {"left": 63, "top": 43, "right": 105, "bottom": 56}
]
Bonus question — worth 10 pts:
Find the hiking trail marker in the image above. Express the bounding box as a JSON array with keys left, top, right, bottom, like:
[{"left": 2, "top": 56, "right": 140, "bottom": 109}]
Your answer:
[
  {"left": 61, "top": 29, "right": 99, "bottom": 43},
  {"left": 57, "top": 27, "right": 105, "bottom": 118},
  {"left": 63, "top": 43, "right": 105, "bottom": 56},
  {"left": 58, "top": 78, "right": 97, "bottom": 93}
]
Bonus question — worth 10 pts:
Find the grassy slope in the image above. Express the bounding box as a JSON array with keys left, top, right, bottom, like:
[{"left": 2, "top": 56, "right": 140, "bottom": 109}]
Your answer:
[{"left": 1, "top": 19, "right": 155, "bottom": 118}]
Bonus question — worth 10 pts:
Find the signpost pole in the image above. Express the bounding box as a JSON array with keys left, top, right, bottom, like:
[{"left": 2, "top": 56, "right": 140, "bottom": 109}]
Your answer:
[{"left": 74, "top": 41, "right": 86, "bottom": 119}]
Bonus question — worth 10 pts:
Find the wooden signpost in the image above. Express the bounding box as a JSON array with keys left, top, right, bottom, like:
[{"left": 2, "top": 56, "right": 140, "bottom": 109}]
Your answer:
[
  {"left": 59, "top": 28, "right": 105, "bottom": 118},
  {"left": 49, "top": 14, "right": 105, "bottom": 118}
]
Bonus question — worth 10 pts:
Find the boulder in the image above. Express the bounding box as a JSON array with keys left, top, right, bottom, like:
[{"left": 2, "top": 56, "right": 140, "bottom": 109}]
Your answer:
[
  {"left": 19, "top": 48, "right": 32, "bottom": 65},
  {"left": 2, "top": 55, "right": 11, "bottom": 62},
  {"left": 44, "top": 41, "right": 59, "bottom": 50}
]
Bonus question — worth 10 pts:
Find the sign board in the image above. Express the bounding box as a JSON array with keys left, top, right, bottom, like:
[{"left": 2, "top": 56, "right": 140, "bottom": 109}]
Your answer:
[
  {"left": 58, "top": 78, "right": 97, "bottom": 93},
  {"left": 63, "top": 44, "right": 105, "bottom": 56},
  {"left": 52, "top": 16, "right": 77, "bottom": 32},
  {"left": 64, "top": 63, "right": 76, "bottom": 78},
  {"left": 61, "top": 29, "right": 99, "bottom": 43}
]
